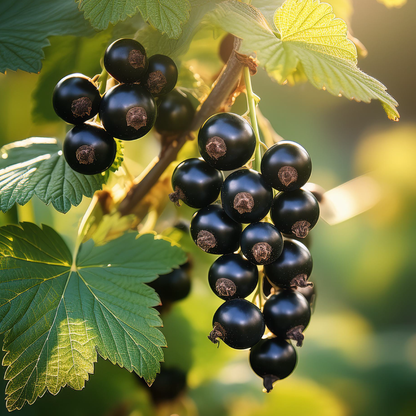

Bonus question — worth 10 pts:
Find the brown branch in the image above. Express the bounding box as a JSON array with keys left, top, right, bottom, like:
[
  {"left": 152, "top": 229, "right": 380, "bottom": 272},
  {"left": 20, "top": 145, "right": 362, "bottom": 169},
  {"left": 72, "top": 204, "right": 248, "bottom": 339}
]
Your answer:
[{"left": 118, "top": 38, "right": 243, "bottom": 217}]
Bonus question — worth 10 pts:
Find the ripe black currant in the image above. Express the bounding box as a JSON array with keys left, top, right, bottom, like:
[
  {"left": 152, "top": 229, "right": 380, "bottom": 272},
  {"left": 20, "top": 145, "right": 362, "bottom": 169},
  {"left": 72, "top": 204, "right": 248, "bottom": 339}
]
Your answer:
[
  {"left": 104, "top": 38, "right": 148, "bottom": 83},
  {"left": 190, "top": 205, "right": 242, "bottom": 254},
  {"left": 297, "top": 284, "right": 316, "bottom": 313},
  {"left": 148, "top": 264, "right": 191, "bottom": 304},
  {"left": 154, "top": 90, "right": 195, "bottom": 136},
  {"left": 261, "top": 141, "right": 312, "bottom": 191},
  {"left": 221, "top": 169, "right": 273, "bottom": 223},
  {"left": 198, "top": 113, "right": 256, "bottom": 170},
  {"left": 53, "top": 74, "right": 101, "bottom": 125},
  {"left": 99, "top": 83, "right": 157, "bottom": 140},
  {"left": 263, "top": 277, "right": 316, "bottom": 312},
  {"left": 264, "top": 239, "right": 313, "bottom": 288},
  {"left": 143, "top": 54, "right": 178, "bottom": 97},
  {"left": 249, "top": 338, "right": 297, "bottom": 392},
  {"left": 137, "top": 366, "right": 187, "bottom": 404},
  {"left": 208, "top": 299, "right": 265, "bottom": 349},
  {"left": 208, "top": 254, "right": 258, "bottom": 300},
  {"left": 170, "top": 158, "right": 223, "bottom": 208},
  {"left": 63, "top": 124, "right": 117, "bottom": 175},
  {"left": 240, "top": 222, "right": 283, "bottom": 266},
  {"left": 263, "top": 290, "right": 311, "bottom": 347},
  {"left": 271, "top": 189, "right": 320, "bottom": 238}
]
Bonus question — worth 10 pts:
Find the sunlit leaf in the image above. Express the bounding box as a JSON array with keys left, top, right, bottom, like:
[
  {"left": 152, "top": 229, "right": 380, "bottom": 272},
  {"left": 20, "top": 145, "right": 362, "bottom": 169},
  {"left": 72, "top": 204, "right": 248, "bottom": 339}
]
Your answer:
[
  {"left": 0, "top": 138, "right": 105, "bottom": 214},
  {"left": 0, "top": 223, "right": 186, "bottom": 411},
  {"left": 135, "top": 0, "right": 220, "bottom": 58},
  {"left": 77, "top": 0, "right": 191, "bottom": 39},
  {"left": 0, "top": 0, "right": 94, "bottom": 74},
  {"left": 209, "top": 0, "right": 399, "bottom": 120}
]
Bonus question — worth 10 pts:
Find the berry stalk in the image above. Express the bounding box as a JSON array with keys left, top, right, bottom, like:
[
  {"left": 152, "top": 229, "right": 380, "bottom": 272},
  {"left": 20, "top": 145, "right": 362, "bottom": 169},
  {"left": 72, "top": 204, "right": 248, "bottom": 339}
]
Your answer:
[
  {"left": 98, "top": 67, "right": 109, "bottom": 95},
  {"left": 243, "top": 66, "right": 263, "bottom": 172}
]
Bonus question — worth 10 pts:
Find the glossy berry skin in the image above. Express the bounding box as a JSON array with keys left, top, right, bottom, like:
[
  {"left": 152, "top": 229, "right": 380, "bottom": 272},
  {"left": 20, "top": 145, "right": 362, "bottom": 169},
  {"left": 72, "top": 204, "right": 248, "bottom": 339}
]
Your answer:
[
  {"left": 264, "top": 239, "right": 313, "bottom": 288},
  {"left": 136, "top": 366, "right": 187, "bottom": 404},
  {"left": 143, "top": 54, "right": 178, "bottom": 97},
  {"left": 154, "top": 90, "right": 195, "bottom": 135},
  {"left": 263, "top": 290, "right": 311, "bottom": 347},
  {"left": 53, "top": 74, "right": 101, "bottom": 125},
  {"left": 104, "top": 38, "right": 148, "bottom": 83},
  {"left": 190, "top": 205, "right": 242, "bottom": 254},
  {"left": 209, "top": 299, "right": 265, "bottom": 349},
  {"left": 63, "top": 124, "right": 116, "bottom": 175},
  {"left": 297, "top": 284, "right": 316, "bottom": 313},
  {"left": 208, "top": 254, "right": 258, "bottom": 300},
  {"left": 221, "top": 169, "right": 273, "bottom": 223},
  {"left": 170, "top": 158, "right": 223, "bottom": 208},
  {"left": 263, "top": 278, "right": 316, "bottom": 312},
  {"left": 148, "top": 266, "right": 191, "bottom": 303},
  {"left": 198, "top": 113, "right": 256, "bottom": 170},
  {"left": 271, "top": 189, "right": 320, "bottom": 239},
  {"left": 249, "top": 338, "right": 297, "bottom": 392},
  {"left": 241, "top": 222, "right": 283, "bottom": 266},
  {"left": 261, "top": 141, "right": 312, "bottom": 191},
  {"left": 100, "top": 83, "right": 157, "bottom": 140}
]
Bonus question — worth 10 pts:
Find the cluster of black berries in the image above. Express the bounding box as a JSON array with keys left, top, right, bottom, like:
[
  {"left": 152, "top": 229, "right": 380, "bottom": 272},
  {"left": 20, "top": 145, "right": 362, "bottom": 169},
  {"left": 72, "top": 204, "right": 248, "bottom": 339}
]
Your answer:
[
  {"left": 170, "top": 112, "right": 320, "bottom": 392},
  {"left": 53, "top": 38, "right": 193, "bottom": 175}
]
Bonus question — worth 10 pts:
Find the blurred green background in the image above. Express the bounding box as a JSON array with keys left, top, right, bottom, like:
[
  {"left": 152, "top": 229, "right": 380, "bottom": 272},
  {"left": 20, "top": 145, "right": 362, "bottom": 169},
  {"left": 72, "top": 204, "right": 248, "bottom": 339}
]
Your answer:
[{"left": 1, "top": 0, "right": 416, "bottom": 415}]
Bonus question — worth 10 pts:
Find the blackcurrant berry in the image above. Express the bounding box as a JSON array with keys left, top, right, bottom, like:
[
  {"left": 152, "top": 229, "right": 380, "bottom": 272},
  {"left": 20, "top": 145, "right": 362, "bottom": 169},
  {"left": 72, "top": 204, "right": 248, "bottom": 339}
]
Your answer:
[
  {"left": 104, "top": 38, "right": 148, "bottom": 83},
  {"left": 208, "top": 254, "right": 258, "bottom": 300},
  {"left": 208, "top": 299, "right": 265, "bottom": 349},
  {"left": 263, "top": 278, "right": 316, "bottom": 312},
  {"left": 143, "top": 54, "right": 178, "bottom": 97},
  {"left": 170, "top": 158, "right": 223, "bottom": 208},
  {"left": 271, "top": 189, "right": 320, "bottom": 238},
  {"left": 53, "top": 74, "right": 101, "bottom": 125},
  {"left": 240, "top": 222, "right": 283, "bottom": 266},
  {"left": 154, "top": 90, "right": 195, "bottom": 136},
  {"left": 264, "top": 239, "right": 313, "bottom": 288},
  {"left": 221, "top": 169, "right": 273, "bottom": 223},
  {"left": 148, "top": 265, "right": 191, "bottom": 304},
  {"left": 249, "top": 338, "right": 297, "bottom": 392},
  {"left": 63, "top": 124, "right": 117, "bottom": 175},
  {"left": 137, "top": 366, "right": 187, "bottom": 404},
  {"left": 261, "top": 141, "right": 312, "bottom": 191},
  {"left": 198, "top": 113, "right": 256, "bottom": 170},
  {"left": 263, "top": 290, "right": 311, "bottom": 347},
  {"left": 99, "top": 83, "right": 157, "bottom": 140},
  {"left": 297, "top": 284, "right": 316, "bottom": 313},
  {"left": 190, "top": 205, "right": 242, "bottom": 254}
]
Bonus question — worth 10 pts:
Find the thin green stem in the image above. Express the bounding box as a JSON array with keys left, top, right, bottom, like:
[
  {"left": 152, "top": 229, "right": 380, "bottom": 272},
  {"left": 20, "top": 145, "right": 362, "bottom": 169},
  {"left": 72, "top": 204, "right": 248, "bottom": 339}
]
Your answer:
[
  {"left": 98, "top": 67, "right": 109, "bottom": 95},
  {"left": 244, "top": 66, "right": 262, "bottom": 172},
  {"left": 252, "top": 268, "right": 265, "bottom": 310},
  {"left": 71, "top": 197, "right": 98, "bottom": 269}
]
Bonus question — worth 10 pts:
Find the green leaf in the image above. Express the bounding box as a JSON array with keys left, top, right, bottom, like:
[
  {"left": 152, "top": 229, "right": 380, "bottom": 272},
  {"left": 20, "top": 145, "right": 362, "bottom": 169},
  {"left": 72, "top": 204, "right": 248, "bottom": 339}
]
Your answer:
[
  {"left": 0, "top": 223, "right": 186, "bottom": 411},
  {"left": 133, "top": 0, "right": 220, "bottom": 57},
  {"left": 252, "top": 0, "right": 353, "bottom": 30},
  {"left": 0, "top": 138, "right": 105, "bottom": 214},
  {"left": 209, "top": 0, "right": 399, "bottom": 120},
  {"left": 0, "top": 0, "right": 94, "bottom": 74},
  {"left": 77, "top": 0, "right": 191, "bottom": 39},
  {"left": 32, "top": 33, "right": 112, "bottom": 124}
]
